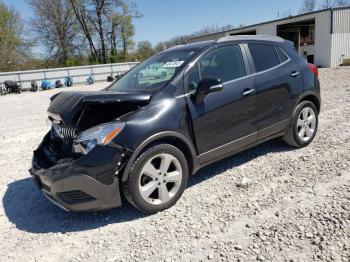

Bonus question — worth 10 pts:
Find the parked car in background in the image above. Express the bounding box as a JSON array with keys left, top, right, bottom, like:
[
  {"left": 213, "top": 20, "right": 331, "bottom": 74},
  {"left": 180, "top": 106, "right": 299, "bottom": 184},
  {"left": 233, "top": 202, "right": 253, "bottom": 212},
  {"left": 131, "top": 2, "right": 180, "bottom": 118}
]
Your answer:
[{"left": 30, "top": 36, "right": 321, "bottom": 214}]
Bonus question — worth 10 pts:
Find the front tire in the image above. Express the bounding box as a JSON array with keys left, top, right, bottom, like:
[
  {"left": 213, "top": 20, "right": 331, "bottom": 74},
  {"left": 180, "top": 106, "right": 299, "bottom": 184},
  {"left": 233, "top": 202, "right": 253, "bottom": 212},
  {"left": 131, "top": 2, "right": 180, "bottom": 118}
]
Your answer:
[
  {"left": 122, "top": 144, "right": 189, "bottom": 214},
  {"left": 283, "top": 100, "right": 318, "bottom": 147}
]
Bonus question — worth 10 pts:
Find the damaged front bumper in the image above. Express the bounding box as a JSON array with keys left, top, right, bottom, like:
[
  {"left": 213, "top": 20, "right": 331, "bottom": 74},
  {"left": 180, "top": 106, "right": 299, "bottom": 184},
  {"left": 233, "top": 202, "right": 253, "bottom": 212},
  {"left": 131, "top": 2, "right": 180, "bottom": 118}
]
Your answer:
[{"left": 29, "top": 131, "right": 130, "bottom": 212}]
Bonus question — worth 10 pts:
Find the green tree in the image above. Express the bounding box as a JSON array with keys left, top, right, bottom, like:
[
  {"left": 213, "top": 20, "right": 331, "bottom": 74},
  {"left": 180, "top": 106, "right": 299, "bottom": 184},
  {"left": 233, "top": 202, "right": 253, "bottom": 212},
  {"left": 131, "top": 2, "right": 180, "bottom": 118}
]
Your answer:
[
  {"left": 110, "top": 3, "right": 142, "bottom": 61},
  {"left": 70, "top": 0, "right": 99, "bottom": 62},
  {"left": 154, "top": 35, "right": 191, "bottom": 52},
  {"left": 0, "top": 2, "right": 28, "bottom": 71},
  {"left": 136, "top": 41, "right": 154, "bottom": 60},
  {"left": 69, "top": 0, "right": 140, "bottom": 64},
  {"left": 28, "top": 0, "right": 81, "bottom": 66},
  {"left": 119, "top": 15, "right": 135, "bottom": 58}
]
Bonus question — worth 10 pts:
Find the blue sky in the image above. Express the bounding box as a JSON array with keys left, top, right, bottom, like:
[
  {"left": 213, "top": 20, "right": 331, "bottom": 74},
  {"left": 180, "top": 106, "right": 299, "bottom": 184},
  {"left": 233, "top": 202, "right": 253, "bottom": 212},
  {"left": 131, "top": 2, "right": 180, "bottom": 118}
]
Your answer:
[{"left": 3, "top": 0, "right": 306, "bottom": 45}]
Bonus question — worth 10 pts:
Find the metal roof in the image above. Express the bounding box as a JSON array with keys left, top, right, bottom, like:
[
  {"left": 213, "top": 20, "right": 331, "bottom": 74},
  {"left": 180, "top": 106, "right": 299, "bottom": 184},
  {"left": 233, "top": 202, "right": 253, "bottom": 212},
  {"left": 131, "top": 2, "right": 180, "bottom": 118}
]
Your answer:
[{"left": 190, "top": 6, "right": 350, "bottom": 40}]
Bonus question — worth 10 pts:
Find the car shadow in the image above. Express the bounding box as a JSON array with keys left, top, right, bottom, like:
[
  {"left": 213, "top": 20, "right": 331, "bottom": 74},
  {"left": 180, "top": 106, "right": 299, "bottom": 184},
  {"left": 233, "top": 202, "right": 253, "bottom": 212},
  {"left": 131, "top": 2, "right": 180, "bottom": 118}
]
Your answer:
[
  {"left": 2, "top": 178, "right": 148, "bottom": 234},
  {"left": 2, "top": 138, "right": 294, "bottom": 234},
  {"left": 188, "top": 138, "right": 294, "bottom": 187}
]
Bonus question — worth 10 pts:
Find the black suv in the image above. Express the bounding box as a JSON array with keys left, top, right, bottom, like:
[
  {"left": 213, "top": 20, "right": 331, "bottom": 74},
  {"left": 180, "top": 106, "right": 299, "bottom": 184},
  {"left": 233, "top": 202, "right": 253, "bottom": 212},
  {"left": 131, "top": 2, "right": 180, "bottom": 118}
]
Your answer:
[{"left": 30, "top": 36, "right": 321, "bottom": 214}]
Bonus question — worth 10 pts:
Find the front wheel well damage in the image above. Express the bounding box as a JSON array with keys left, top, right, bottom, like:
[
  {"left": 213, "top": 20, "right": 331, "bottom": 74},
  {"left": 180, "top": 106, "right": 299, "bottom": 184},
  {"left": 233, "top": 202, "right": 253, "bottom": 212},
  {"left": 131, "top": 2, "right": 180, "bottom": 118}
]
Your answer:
[{"left": 121, "top": 136, "right": 196, "bottom": 182}]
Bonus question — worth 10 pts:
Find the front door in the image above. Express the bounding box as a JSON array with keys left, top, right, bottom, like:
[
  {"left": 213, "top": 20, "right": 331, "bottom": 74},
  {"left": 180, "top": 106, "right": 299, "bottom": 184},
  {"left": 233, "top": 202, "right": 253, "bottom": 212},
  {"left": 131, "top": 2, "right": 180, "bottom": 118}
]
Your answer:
[{"left": 185, "top": 44, "right": 257, "bottom": 163}]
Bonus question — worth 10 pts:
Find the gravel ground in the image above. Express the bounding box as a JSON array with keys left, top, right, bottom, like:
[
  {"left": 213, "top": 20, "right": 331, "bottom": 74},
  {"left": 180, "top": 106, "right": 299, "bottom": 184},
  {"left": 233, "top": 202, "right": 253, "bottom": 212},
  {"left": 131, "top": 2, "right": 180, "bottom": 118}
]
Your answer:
[{"left": 0, "top": 69, "right": 349, "bottom": 262}]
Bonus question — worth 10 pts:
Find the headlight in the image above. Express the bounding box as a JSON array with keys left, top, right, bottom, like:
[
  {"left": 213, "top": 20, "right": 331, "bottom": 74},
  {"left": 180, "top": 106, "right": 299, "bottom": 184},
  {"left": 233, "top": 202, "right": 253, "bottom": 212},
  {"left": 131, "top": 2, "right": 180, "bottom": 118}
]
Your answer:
[{"left": 73, "top": 122, "right": 125, "bottom": 154}]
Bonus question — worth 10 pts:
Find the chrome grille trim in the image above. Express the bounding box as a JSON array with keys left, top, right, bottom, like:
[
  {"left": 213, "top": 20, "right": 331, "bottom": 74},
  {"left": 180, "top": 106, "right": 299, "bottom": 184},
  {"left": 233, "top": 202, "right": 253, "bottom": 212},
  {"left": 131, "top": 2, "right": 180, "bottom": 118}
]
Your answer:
[{"left": 52, "top": 123, "right": 77, "bottom": 141}]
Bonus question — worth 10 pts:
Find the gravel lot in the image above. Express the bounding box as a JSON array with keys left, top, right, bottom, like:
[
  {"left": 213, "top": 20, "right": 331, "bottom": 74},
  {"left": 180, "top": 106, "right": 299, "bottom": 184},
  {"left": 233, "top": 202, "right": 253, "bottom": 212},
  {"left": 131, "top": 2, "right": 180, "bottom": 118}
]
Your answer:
[{"left": 0, "top": 68, "right": 349, "bottom": 262}]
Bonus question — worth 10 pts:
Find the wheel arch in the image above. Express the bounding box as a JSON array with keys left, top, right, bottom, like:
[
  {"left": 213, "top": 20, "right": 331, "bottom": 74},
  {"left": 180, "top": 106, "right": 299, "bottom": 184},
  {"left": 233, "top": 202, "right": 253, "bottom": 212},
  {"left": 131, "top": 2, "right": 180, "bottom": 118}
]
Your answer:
[
  {"left": 121, "top": 131, "right": 199, "bottom": 182},
  {"left": 296, "top": 92, "right": 321, "bottom": 114}
]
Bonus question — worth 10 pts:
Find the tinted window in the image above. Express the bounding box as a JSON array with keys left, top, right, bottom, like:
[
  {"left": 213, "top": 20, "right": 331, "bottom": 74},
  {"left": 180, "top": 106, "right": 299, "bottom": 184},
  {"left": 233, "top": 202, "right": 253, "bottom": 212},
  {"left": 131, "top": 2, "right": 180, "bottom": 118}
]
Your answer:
[
  {"left": 187, "top": 65, "right": 200, "bottom": 92},
  {"left": 276, "top": 47, "right": 289, "bottom": 63},
  {"left": 248, "top": 44, "right": 280, "bottom": 72},
  {"left": 199, "top": 45, "right": 245, "bottom": 82}
]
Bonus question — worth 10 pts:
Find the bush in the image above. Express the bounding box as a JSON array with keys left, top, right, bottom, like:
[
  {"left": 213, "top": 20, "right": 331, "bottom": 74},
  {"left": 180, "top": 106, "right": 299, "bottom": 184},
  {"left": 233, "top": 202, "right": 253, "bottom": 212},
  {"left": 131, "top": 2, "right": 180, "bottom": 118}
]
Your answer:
[{"left": 64, "top": 58, "right": 76, "bottom": 67}]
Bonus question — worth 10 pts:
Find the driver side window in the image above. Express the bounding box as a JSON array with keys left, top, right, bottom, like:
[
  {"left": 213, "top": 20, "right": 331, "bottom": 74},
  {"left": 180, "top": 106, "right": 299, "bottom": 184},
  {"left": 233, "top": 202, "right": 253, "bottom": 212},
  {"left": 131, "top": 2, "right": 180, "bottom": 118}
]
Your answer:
[
  {"left": 187, "top": 45, "right": 246, "bottom": 92},
  {"left": 187, "top": 65, "right": 200, "bottom": 92},
  {"left": 200, "top": 45, "right": 246, "bottom": 82}
]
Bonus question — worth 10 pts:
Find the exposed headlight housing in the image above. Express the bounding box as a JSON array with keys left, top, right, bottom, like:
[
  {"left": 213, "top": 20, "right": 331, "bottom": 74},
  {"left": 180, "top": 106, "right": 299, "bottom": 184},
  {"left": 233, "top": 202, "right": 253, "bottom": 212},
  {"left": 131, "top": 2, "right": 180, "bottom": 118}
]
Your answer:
[{"left": 73, "top": 122, "right": 125, "bottom": 154}]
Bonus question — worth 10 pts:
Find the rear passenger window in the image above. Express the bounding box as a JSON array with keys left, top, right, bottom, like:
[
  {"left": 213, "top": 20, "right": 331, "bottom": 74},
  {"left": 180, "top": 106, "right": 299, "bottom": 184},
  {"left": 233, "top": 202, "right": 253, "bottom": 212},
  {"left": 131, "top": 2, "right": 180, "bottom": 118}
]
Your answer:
[
  {"left": 248, "top": 43, "right": 280, "bottom": 72},
  {"left": 276, "top": 47, "right": 289, "bottom": 63}
]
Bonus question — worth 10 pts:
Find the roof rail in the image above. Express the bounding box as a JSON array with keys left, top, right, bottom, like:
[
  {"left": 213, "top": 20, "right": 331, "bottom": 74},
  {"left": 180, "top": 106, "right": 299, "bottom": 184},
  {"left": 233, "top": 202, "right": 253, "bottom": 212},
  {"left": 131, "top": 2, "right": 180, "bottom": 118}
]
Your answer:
[
  {"left": 217, "top": 35, "right": 285, "bottom": 43},
  {"left": 166, "top": 45, "right": 184, "bottom": 50}
]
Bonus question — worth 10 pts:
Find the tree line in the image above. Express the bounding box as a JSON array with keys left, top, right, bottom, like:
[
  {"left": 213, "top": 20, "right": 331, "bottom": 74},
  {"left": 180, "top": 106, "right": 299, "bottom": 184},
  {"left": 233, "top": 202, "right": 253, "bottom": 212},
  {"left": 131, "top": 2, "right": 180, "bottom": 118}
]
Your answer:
[
  {"left": 0, "top": 0, "right": 238, "bottom": 72},
  {"left": 30, "top": 0, "right": 144, "bottom": 65},
  {"left": 1, "top": 0, "right": 143, "bottom": 72},
  {"left": 0, "top": 0, "right": 349, "bottom": 72}
]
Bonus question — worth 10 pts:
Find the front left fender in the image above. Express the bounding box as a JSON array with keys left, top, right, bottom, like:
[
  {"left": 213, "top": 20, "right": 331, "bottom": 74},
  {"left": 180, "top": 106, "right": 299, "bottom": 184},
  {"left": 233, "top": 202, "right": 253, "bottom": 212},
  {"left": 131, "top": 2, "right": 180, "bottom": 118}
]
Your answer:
[{"left": 121, "top": 131, "right": 199, "bottom": 182}]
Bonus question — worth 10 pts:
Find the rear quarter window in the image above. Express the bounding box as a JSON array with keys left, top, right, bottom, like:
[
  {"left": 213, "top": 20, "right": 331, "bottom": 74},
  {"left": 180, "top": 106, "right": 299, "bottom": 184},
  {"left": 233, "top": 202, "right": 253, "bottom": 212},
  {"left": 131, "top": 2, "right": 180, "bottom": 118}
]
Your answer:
[
  {"left": 276, "top": 47, "right": 289, "bottom": 63},
  {"left": 248, "top": 43, "right": 280, "bottom": 72}
]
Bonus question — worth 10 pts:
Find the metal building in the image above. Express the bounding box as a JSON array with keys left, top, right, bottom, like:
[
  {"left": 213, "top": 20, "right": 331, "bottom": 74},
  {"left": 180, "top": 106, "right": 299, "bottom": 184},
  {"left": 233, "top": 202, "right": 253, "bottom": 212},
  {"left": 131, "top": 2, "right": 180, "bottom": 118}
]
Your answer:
[{"left": 190, "top": 7, "right": 350, "bottom": 68}]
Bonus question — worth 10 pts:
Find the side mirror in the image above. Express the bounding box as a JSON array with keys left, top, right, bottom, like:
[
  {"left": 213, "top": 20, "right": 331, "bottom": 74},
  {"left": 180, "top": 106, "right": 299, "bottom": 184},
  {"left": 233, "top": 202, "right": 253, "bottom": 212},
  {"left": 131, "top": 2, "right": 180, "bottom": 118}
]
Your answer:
[{"left": 194, "top": 77, "right": 223, "bottom": 103}]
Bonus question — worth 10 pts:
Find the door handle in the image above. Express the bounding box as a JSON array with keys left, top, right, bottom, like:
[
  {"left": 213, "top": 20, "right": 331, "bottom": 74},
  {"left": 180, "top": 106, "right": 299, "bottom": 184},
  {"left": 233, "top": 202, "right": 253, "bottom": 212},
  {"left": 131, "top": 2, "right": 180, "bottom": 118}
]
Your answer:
[
  {"left": 290, "top": 71, "right": 300, "bottom": 77},
  {"left": 242, "top": 88, "right": 255, "bottom": 96}
]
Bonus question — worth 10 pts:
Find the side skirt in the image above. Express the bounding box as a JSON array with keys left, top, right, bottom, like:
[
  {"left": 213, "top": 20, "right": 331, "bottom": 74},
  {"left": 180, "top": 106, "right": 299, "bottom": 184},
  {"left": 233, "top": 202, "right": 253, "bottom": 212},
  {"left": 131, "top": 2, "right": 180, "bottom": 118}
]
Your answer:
[{"left": 194, "top": 119, "right": 289, "bottom": 173}]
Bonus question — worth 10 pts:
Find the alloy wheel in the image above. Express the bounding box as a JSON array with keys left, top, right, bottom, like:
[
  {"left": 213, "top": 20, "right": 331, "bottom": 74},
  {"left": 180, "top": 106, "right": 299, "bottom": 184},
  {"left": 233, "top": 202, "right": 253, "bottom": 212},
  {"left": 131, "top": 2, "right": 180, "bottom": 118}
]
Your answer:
[
  {"left": 296, "top": 107, "right": 317, "bottom": 142},
  {"left": 138, "top": 153, "right": 183, "bottom": 205}
]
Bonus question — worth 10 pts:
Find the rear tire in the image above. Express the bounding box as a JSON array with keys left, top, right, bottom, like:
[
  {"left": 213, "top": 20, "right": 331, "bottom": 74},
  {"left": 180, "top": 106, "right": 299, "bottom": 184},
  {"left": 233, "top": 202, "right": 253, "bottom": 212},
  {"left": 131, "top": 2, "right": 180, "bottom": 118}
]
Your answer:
[
  {"left": 283, "top": 101, "right": 318, "bottom": 147},
  {"left": 122, "top": 144, "right": 189, "bottom": 214}
]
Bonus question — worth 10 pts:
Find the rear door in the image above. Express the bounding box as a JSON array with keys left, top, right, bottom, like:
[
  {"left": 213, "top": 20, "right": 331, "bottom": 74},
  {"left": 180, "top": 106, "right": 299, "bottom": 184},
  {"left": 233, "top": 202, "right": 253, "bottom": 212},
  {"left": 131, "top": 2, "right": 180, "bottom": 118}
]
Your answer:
[
  {"left": 185, "top": 44, "right": 257, "bottom": 162},
  {"left": 246, "top": 43, "right": 303, "bottom": 138}
]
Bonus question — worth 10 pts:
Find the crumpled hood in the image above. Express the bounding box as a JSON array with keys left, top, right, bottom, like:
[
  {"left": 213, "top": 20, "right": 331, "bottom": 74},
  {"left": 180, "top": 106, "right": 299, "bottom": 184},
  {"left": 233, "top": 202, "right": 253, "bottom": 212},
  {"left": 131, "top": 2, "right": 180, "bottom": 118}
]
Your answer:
[{"left": 48, "top": 91, "right": 151, "bottom": 127}]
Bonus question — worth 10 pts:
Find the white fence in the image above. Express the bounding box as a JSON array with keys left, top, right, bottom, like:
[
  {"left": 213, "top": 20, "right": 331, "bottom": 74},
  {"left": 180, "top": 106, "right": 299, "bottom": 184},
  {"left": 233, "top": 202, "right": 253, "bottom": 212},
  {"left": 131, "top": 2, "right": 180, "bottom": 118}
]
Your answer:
[{"left": 0, "top": 62, "right": 139, "bottom": 89}]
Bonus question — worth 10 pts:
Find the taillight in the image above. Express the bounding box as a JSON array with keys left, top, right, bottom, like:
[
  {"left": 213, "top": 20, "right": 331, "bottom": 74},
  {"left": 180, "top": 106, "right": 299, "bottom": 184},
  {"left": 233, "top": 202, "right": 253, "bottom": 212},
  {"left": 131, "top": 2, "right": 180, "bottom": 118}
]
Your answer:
[{"left": 308, "top": 63, "right": 319, "bottom": 78}]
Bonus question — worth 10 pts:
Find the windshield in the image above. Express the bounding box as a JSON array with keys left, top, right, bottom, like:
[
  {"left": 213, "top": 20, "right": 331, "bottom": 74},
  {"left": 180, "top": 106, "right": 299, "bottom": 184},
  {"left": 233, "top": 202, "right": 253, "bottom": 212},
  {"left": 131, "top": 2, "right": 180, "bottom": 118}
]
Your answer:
[{"left": 109, "top": 49, "right": 198, "bottom": 93}]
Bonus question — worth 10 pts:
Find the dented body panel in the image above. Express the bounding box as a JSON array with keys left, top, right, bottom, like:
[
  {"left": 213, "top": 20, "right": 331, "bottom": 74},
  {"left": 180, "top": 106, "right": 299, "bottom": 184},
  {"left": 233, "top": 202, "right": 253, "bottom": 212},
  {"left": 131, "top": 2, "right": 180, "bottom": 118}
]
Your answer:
[
  {"left": 48, "top": 91, "right": 151, "bottom": 129},
  {"left": 30, "top": 130, "right": 130, "bottom": 211}
]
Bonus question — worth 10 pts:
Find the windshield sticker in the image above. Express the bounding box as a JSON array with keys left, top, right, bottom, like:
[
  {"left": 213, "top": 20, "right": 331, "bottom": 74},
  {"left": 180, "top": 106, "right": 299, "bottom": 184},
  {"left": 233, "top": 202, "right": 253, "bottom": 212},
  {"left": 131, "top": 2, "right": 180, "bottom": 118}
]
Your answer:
[{"left": 163, "top": 61, "right": 185, "bottom": 68}]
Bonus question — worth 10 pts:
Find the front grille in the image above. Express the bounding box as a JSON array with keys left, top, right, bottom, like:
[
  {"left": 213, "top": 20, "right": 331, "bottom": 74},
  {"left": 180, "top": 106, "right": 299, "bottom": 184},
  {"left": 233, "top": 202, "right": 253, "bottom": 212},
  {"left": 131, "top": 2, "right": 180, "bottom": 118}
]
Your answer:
[
  {"left": 52, "top": 123, "right": 77, "bottom": 142},
  {"left": 57, "top": 190, "right": 96, "bottom": 205}
]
